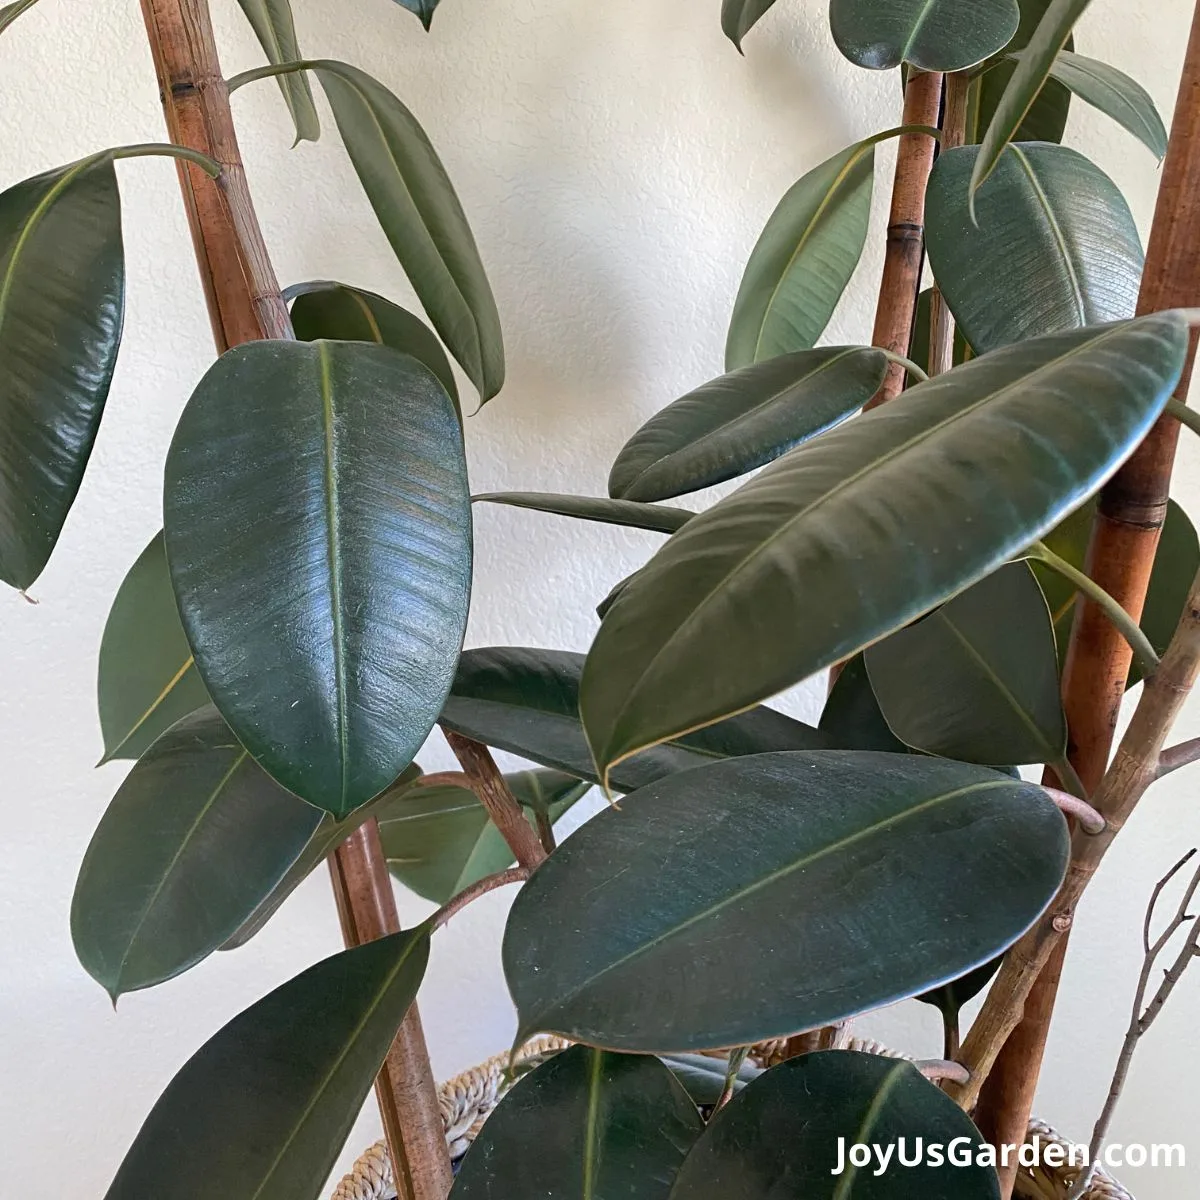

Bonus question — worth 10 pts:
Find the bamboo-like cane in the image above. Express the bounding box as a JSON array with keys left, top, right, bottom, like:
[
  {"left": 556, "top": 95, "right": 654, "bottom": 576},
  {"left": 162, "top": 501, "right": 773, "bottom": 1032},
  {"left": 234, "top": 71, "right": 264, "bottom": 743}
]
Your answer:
[{"left": 970, "top": 6, "right": 1200, "bottom": 1192}]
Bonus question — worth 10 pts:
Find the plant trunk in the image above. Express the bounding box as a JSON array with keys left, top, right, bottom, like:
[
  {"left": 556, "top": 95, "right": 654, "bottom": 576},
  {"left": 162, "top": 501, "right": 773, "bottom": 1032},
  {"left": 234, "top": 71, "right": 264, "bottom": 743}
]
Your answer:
[
  {"left": 136, "top": 1, "right": 451, "bottom": 1195},
  {"left": 971, "top": 6, "right": 1200, "bottom": 1192}
]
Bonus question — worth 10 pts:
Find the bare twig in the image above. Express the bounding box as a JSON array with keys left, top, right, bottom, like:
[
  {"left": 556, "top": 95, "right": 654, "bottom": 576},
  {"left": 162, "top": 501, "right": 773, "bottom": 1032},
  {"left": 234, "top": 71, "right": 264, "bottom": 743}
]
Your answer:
[
  {"left": 1156, "top": 736, "right": 1200, "bottom": 779},
  {"left": 415, "top": 771, "right": 474, "bottom": 790},
  {"left": 428, "top": 868, "right": 529, "bottom": 933}
]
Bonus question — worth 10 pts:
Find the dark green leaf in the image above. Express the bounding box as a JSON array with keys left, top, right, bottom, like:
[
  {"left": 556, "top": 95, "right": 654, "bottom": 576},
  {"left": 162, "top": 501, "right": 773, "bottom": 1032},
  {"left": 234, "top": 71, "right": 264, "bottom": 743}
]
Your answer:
[
  {"left": 721, "top": 0, "right": 779, "bottom": 50},
  {"left": 819, "top": 654, "right": 908, "bottom": 753},
  {"left": 312, "top": 61, "right": 504, "bottom": 400},
  {"left": 164, "top": 339, "right": 470, "bottom": 818},
  {"left": 451, "top": 1046, "right": 702, "bottom": 1199},
  {"left": 609, "top": 347, "right": 886, "bottom": 502},
  {"left": 104, "top": 931, "right": 429, "bottom": 1200},
  {"left": 474, "top": 492, "right": 693, "bottom": 534},
  {"left": 97, "top": 531, "right": 209, "bottom": 763},
  {"left": 0, "top": 156, "right": 123, "bottom": 589},
  {"left": 926, "top": 143, "right": 1142, "bottom": 355},
  {"left": 580, "top": 316, "right": 1186, "bottom": 779},
  {"left": 289, "top": 280, "right": 459, "bottom": 412},
  {"left": 660, "top": 1053, "right": 762, "bottom": 1106},
  {"left": 670, "top": 1052, "right": 1000, "bottom": 1199},
  {"left": 829, "top": 0, "right": 1018, "bottom": 72},
  {"left": 0, "top": 0, "right": 40, "bottom": 34},
  {"left": 916, "top": 956, "right": 1004, "bottom": 1019},
  {"left": 393, "top": 0, "right": 437, "bottom": 30},
  {"left": 909, "top": 287, "right": 972, "bottom": 375},
  {"left": 725, "top": 140, "right": 874, "bottom": 369},
  {"left": 234, "top": 0, "right": 320, "bottom": 143},
  {"left": 504, "top": 751, "right": 1068, "bottom": 1050},
  {"left": 866, "top": 563, "right": 1065, "bottom": 767}
]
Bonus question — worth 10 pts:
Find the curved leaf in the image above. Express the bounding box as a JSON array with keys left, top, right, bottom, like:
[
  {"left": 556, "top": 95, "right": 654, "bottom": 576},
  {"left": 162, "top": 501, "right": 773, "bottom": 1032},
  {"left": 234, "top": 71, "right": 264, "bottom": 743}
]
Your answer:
[
  {"left": 104, "top": 931, "right": 429, "bottom": 1200},
  {"left": 289, "top": 280, "right": 459, "bottom": 413},
  {"left": 504, "top": 751, "right": 1068, "bottom": 1050},
  {"left": 451, "top": 1046, "right": 702, "bottom": 1199},
  {"left": 609, "top": 347, "right": 886, "bottom": 502},
  {"left": 72, "top": 708, "right": 322, "bottom": 999},
  {"left": 829, "top": 0, "right": 1018, "bottom": 72},
  {"left": 721, "top": 0, "right": 780, "bottom": 50},
  {"left": 394, "top": 0, "right": 438, "bottom": 29},
  {"left": 164, "top": 339, "right": 471, "bottom": 818},
  {"left": 97, "top": 531, "right": 209, "bottom": 763},
  {"left": 725, "top": 139, "right": 874, "bottom": 369},
  {"left": 0, "top": 0, "right": 40, "bottom": 35},
  {"left": 0, "top": 156, "right": 123, "bottom": 589},
  {"left": 926, "top": 143, "right": 1142, "bottom": 355},
  {"left": 312, "top": 61, "right": 504, "bottom": 401},
  {"left": 819, "top": 654, "right": 908, "bottom": 754},
  {"left": 579, "top": 315, "right": 1187, "bottom": 780},
  {"left": 917, "top": 956, "right": 1004, "bottom": 1020},
  {"left": 475, "top": 492, "right": 693, "bottom": 534},
  {"left": 234, "top": 0, "right": 319, "bottom": 144},
  {"left": 670, "top": 1052, "right": 1000, "bottom": 1199},
  {"left": 866, "top": 563, "right": 1065, "bottom": 767}
]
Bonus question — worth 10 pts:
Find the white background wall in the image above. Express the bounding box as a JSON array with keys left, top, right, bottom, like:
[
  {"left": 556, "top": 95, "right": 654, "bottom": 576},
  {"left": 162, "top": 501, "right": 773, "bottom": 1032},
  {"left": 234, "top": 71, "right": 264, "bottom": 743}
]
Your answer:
[{"left": 2, "top": 0, "right": 1199, "bottom": 1195}]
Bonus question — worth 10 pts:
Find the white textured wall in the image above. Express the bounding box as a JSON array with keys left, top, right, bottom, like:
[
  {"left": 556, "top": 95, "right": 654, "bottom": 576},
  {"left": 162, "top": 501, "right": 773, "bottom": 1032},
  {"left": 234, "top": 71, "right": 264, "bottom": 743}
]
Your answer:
[{"left": 2, "top": 0, "right": 1199, "bottom": 1195}]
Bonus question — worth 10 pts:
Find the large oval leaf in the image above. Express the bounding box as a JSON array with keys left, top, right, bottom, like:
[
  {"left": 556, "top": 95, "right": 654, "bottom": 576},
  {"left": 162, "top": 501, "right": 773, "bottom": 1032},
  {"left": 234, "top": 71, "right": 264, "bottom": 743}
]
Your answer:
[
  {"left": 97, "top": 531, "right": 209, "bottom": 763},
  {"left": 579, "top": 315, "right": 1186, "bottom": 779},
  {"left": 0, "top": 156, "right": 123, "bottom": 589},
  {"left": 829, "top": 0, "right": 1018, "bottom": 72},
  {"left": 289, "top": 280, "right": 459, "bottom": 411},
  {"left": 441, "top": 647, "right": 830, "bottom": 793},
  {"left": 819, "top": 654, "right": 908, "bottom": 754},
  {"left": 104, "top": 931, "right": 428, "bottom": 1200},
  {"left": 72, "top": 708, "right": 322, "bottom": 999},
  {"left": 926, "top": 143, "right": 1142, "bottom": 356},
  {"left": 865, "top": 562, "right": 1066, "bottom": 768},
  {"left": 670, "top": 1052, "right": 1000, "bottom": 1199},
  {"left": 725, "top": 140, "right": 874, "bottom": 369},
  {"left": 504, "top": 751, "right": 1068, "bottom": 1050},
  {"left": 311, "top": 61, "right": 504, "bottom": 401},
  {"left": 234, "top": 0, "right": 319, "bottom": 143},
  {"left": 609, "top": 347, "right": 886, "bottom": 502},
  {"left": 475, "top": 492, "right": 693, "bottom": 534},
  {"left": 164, "top": 339, "right": 471, "bottom": 818},
  {"left": 452, "top": 1045, "right": 703, "bottom": 1199},
  {"left": 721, "top": 0, "right": 779, "bottom": 50}
]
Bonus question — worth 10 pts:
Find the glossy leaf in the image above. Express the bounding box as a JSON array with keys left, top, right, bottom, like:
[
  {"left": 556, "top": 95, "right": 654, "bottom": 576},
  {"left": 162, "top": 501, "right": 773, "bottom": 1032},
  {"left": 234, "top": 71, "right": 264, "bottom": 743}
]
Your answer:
[
  {"left": 725, "top": 139, "right": 874, "bottom": 369},
  {"left": 394, "top": 0, "right": 438, "bottom": 29},
  {"left": 164, "top": 339, "right": 470, "bottom": 818},
  {"left": 661, "top": 1053, "right": 762, "bottom": 1106},
  {"left": 475, "top": 492, "right": 693, "bottom": 534},
  {"left": 917, "top": 957, "right": 1004, "bottom": 1020},
  {"left": 451, "top": 1046, "right": 702, "bottom": 1199},
  {"left": 104, "top": 931, "right": 429, "bottom": 1200},
  {"left": 926, "top": 143, "right": 1142, "bottom": 355},
  {"left": 829, "top": 0, "right": 1018, "bottom": 72},
  {"left": 670, "top": 1052, "right": 1000, "bottom": 1199},
  {"left": 235, "top": 0, "right": 320, "bottom": 144},
  {"left": 97, "top": 531, "right": 209, "bottom": 763},
  {"left": 580, "top": 315, "right": 1187, "bottom": 779},
  {"left": 441, "top": 647, "right": 831, "bottom": 793},
  {"left": 819, "top": 654, "right": 908, "bottom": 754},
  {"left": 504, "top": 751, "right": 1068, "bottom": 1051},
  {"left": 312, "top": 61, "right": 504, "bottom": 400},
  {"left": 866, "top": 563, "right": 1066, "bottom": 767},
  {"left": 721, "top": 0, "right": 779, "bottom": 50},
  {"left": 289, "top": 280, "right": 459, "bottom": 413},
  {"left": 609, "top": 347, "right": 886, "bottom": 502},
  {"left": 0, "top": 156, "right": 123, "bottom": 589},
  {"left": 380, "top": 768, "right": 590, "bottom": 904},
  {"left": 0, "top": 0, "right": 40, "bottom": 34},
  {"left": 72, "top": 708, "right": 322, "bottom": 999}
]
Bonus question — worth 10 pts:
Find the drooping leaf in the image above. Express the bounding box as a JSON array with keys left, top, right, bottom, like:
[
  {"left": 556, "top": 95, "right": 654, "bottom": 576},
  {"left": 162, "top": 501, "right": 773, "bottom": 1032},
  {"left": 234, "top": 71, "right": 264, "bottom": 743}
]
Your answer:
[
  {"left": 104, "top": 931, "right": 429, "bottom": 1200},
  {"left": 288, "top": 280, "right": 459, "bottom": 413},
  {"left": 661, "top": 1053, "right": 763, "bottom": 1106},
  {"left": 819, "top": 654, "right": 908, "bottom": 754},
  {"left": 608, "top": 347, "right": 886, "bottom": 502},
  {"left": 926, "top": 143, "right": 1142, "bottom": 356},
  {"left": 829, "top": 0, "right": 1019, "bottom": 72},
  {"left": 164, "top": 339, "right": 470, "bottom": 818},
  {"left": 311, "top": 61, "right": 504, "bottom": 400},
  {"left": 917, "top": 956, "right": 1004, "bottom": 1021},
  {"left": 504, "top": 751, "right": 1068, "bottom": 1050},
  {"left": 474, "top": 492, "right": 693, "bottom": 534},
  {"left": 234, "top": 0, "right": 320, "bottom": 144},
  {"left": 72, "top": 708, "right": 322, "bottom": 999},
  {"left": 380, "top": 768, "right": 590, "bottom": 904},
  {"left": 0, "top": 0, "right": 40, "bottom": 35},
  {"left": 393, "top": 0, "right": 438, "bottom": 30},
  {"left": 721, "top": 0, "right": 780, "bottom": 50},
  {"left": 451, "top": 1046, "right": 702, "bottom": 1199},
  {"left": 0, "top": 156, "right": 123, "bottom": 590},
  {"left": 725, "top": 139, "right": 874, "bottom": 369},
  {"left": 97, "top": 531, "right": 209, "bottom": 763},
  {"left": 669, "top": 1052, "right": 1000, "bottom": 1199},
  {"left": 441, "top": 647, "right": 831, "bottom": 793},
  {"left": 579, "top": 315, "right": 1187, "bottom": 780},
  {"left": 865, "top": 563, "right": 1066, "bottom": 768}
]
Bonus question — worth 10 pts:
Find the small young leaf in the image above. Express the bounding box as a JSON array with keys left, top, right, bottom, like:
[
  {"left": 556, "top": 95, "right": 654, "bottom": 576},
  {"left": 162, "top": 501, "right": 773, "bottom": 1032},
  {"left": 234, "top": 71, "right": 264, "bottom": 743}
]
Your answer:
[
  {"left": 474, "top": 492, "right": 693, "bottom": 534},
  {"left": 234, "top": 0, "right": 320, "bottom": 143},
  {"left": 721, "top": 0, "right": 780, "bottom": 50},
  {"left": 0, "top": 0, "right": 41, "bottom": 35},
  {"left": 393, "top": 0, "right": 438, "bottom": 30}
]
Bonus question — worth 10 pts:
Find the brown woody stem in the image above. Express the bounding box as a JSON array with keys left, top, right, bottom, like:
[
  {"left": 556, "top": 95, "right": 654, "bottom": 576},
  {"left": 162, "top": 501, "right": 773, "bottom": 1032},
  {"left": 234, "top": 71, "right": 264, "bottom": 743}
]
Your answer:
[
  {"left": 1157, "top": 736, "right": 1200, "bottom": 778},
  {"left": 428, "top": 868, "right": 529, "bottom": 932}
]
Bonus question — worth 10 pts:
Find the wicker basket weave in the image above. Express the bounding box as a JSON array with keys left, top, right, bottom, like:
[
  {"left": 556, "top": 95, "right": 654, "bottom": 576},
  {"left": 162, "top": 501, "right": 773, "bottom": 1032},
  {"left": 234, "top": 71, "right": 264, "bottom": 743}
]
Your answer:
[{"left": 331, "top": 1038, "right": 1131, "bottom": 1200}]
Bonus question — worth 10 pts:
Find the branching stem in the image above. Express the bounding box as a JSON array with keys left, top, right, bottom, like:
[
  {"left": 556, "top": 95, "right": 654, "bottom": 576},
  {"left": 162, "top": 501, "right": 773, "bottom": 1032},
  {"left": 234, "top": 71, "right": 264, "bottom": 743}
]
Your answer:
[{"left": 428, "top": 868, "right": 529, "bottom": 933}]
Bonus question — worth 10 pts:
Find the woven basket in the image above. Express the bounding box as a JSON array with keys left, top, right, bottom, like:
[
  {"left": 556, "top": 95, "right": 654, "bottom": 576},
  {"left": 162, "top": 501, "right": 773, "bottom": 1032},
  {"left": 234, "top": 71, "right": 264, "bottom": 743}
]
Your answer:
[{"left": 331, "top": 1038, "right": 1131, "bottom": 1200}]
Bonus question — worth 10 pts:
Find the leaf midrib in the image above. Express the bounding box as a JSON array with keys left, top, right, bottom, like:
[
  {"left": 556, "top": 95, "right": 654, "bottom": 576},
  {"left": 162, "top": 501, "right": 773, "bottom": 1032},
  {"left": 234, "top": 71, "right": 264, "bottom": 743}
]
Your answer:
[{"left": 830, "top": 1061, "right": 910, "bottom": 1200}]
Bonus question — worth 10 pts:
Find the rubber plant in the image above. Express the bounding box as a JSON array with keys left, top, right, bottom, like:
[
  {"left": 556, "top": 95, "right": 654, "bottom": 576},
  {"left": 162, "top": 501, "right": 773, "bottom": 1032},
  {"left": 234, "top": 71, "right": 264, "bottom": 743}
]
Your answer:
[{"left": 4, "top": 0, "right": 1200, "bottom": 1199}]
